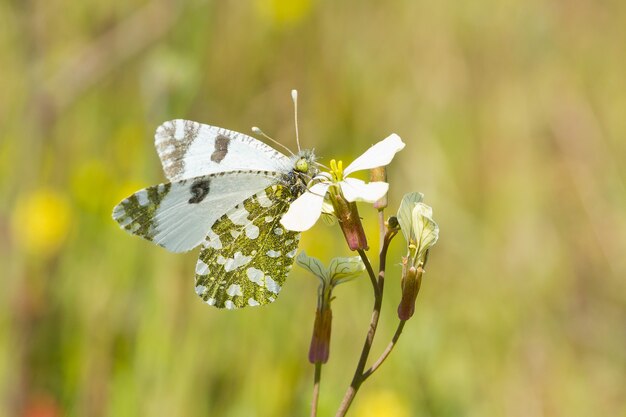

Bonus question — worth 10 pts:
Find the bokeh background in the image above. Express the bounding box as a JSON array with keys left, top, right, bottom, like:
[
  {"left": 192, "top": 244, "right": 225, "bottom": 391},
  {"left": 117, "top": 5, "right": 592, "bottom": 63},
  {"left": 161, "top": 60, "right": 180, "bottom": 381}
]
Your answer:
[{"left": 2, "top": 0, "right": 626, "bottom": 416}]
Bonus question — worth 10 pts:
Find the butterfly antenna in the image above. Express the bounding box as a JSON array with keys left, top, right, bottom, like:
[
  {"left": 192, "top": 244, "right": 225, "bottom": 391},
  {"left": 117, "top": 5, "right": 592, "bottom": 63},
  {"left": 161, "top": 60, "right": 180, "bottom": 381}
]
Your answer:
[
  {"left": 315, "top": 161, "right": 330, "bottom": 170},
  {"left": 251, "top": 126, "right": 295, "bottom": 156},
  {"left": 291, "top": 89, "right": 302, "bottom": 152}
]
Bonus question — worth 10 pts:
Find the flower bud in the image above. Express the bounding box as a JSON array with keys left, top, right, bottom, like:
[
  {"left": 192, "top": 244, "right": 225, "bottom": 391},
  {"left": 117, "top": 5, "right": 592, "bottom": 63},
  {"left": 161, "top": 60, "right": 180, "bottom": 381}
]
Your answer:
[
  {"left": 397, "top": 264, "right": 423, "bottom": 320},
  {"left": 309, "top": 305, "right": 332, "bottom": 364},
  {"left": 330, "top": 191, "right": 368, "bottom": 251},
  {"left": 296, "top": 252, "right": 364, "bottom": 364}
]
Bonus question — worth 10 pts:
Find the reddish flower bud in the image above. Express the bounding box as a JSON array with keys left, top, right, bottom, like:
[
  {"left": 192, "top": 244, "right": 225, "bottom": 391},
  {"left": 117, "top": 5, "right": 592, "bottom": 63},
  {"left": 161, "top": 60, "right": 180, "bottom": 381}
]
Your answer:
[
  {"left": 397, "top": 264, "right": 423, "bottom": 320},
  {"left": 330, "top": 192, "right": 368, "bottom": 251},
  {"left": 309, "top": 306, "right": 333, "bottom": 364}
]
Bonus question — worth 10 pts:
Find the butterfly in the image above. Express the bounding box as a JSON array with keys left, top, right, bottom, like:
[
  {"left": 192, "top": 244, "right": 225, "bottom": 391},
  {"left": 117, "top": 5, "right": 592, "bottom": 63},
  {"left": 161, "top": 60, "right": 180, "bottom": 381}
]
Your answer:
[{"left": 112, "top": 115, "right": 318, "bottom": 309}]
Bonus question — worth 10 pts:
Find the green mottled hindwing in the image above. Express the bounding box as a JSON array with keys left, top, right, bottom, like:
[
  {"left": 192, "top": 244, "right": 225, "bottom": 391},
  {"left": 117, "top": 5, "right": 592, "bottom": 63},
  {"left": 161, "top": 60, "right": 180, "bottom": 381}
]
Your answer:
[{"left": 195, "top": 184, "right": 300, "bottom": 309}]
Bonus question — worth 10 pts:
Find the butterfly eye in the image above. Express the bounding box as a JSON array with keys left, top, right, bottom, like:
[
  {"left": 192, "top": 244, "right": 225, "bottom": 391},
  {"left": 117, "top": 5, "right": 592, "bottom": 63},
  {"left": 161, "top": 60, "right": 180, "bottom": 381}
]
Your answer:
[{"left": 295, "top": 158, "right": 309, "bottom": 173}]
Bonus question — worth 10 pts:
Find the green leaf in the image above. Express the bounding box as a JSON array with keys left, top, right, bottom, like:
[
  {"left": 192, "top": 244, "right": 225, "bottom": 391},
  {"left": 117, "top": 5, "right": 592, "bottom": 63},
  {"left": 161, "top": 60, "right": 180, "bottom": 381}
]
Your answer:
[
  {"left": 328, "top": 256, "right": 365, "bottom": 285},
  {"left": 296, "top": 251, "right": 328, "bottom": 284},
  {"left": 296, "top": 252, "right": 364, "bottom": 286}
]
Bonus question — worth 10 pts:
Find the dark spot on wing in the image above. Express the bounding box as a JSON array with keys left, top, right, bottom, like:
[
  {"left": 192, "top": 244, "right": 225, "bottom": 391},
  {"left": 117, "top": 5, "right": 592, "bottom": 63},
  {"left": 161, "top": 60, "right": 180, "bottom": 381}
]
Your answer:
[
  {"left": 156, "top": 120, "right": 200, "bottom": 179},
  {"left": 189, "top": 179, "right": 211, "bottom": 204},
  {"left": 211, "top": 135, "right": 230, "bottom": 163}
]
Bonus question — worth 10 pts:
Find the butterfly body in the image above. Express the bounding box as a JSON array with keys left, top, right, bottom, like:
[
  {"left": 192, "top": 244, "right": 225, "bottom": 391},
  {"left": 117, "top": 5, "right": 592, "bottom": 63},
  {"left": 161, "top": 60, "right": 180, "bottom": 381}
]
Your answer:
[{"left": 113, "top": 119, "right": 317, "bottom": 309}]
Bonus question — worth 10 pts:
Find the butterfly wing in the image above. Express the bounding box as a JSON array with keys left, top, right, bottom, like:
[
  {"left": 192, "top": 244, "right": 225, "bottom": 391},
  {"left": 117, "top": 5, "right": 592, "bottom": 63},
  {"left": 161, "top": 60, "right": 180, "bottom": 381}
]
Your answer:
[
  {"left": 112, "top": 171, "right": 280, "bottom": 253},
  {"left": 194, "top": 184, "right": 300, "bottom": 309},
  {"left": 155, "top": 119, "right": 291, "bottom": 181}
]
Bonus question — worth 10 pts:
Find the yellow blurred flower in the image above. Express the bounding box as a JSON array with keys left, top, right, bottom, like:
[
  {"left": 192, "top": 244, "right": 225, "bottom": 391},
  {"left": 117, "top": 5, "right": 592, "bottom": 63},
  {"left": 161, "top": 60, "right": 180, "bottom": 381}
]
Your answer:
[
  {"left": 353, "top": 390, "right": 410, "bottom": 417},
  {"left": 255, "top": 0, "right": 312, "bottom": 26},
  {"left": 12, "top": 188, "right": 72, "bottom": 256}
]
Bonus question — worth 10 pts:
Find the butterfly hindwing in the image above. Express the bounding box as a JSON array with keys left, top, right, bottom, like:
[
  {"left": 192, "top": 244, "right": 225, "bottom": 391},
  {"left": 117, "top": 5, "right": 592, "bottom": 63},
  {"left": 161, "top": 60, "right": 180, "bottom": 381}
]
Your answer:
[
  {"left": 194, "top": 184, "right": 300, "bottom": 309},
  {"left": 155, "top": 119, "right": 291, "bottom": 182},
  {"left": 112, "top": 171, "right": 280, "bottom": 253}
]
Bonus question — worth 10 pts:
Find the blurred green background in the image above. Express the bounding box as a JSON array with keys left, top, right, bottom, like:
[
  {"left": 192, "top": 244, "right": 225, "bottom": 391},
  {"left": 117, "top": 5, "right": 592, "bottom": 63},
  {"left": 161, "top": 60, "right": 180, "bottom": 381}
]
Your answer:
[{"left": 2, "top": 0, "right": 626, "bottom": 416}]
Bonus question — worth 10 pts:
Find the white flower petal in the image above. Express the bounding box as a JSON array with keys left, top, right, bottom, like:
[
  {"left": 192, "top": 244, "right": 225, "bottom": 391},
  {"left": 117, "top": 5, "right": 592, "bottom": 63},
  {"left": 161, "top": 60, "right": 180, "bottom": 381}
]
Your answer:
[
  {"left": 319, "top": 198, "right": 337, "bottom": 225},
  {"left": 340, "top": 178, "right": 389, "bottom": 203},
  {"left": 321, "top": 199, "right": 335, "bottom": 215},
  {"left": 280, "top": 183, "right": 329, "bottom": 231},
  {"left": 343, "top": 133, "right": 405, "bottom": 176}
]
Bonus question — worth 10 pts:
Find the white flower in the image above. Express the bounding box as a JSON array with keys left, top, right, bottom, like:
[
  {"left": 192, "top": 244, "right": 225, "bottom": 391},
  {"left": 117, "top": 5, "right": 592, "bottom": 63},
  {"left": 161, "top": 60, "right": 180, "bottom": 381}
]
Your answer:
[{"left": 281, "top": 133, "right": 405, "bottom": 231}]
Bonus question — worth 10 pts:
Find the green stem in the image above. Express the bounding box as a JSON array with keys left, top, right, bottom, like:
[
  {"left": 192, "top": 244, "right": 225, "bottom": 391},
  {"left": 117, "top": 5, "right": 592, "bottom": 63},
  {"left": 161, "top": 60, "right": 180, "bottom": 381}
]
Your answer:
[
  {"left": 335, "top": 220, "right": 398, "bottom": 417},
  {"left": 335, "top": 254, "right": 382, "bottom": 417},
  {"left": 358, "top": 248, "right": 380, "bottom": 298},
  {"left": 362, "top": 320, "right": 406, "bottom": 380},
  {"left": 378, "top": 210, "right": 385, "bottom": 254},
  {"left": 311, "top": 363, "right": 322, "bottom": 417}
]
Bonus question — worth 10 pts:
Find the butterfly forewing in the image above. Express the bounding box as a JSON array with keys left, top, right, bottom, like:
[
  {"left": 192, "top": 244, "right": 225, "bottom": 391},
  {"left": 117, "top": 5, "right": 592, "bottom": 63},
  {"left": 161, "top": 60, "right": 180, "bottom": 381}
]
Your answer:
[
  {"left": 194, "top": 184, "right": 300, "bottom": 309},
  {"left": 112, "top": 171, "right": 280, "bottom": 253},
  {"left": 155, "top": 119, "right": 291, "bottom": 182}
]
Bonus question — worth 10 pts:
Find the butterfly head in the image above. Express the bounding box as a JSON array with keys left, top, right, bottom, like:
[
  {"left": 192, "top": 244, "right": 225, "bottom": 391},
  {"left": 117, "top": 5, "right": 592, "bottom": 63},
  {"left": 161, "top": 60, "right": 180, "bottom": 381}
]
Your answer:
[
  {"left": 293, "top": 149, "right": 318, "bottom": 178},
  {"left": 283, "top": 149, "right": 318, "bottom": 197},
  {"left": 295, "top": 158, "right": 309, "bottom": 173}
]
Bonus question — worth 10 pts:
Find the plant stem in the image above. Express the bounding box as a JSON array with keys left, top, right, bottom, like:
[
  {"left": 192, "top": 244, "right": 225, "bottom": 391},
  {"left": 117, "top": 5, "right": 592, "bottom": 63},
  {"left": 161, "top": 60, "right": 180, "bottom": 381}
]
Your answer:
[
  {"left": 334, "top": 288, "right": 381, "bottom": 416},
  {"left": 358, "top": 248, "right": 380, "bottom": 298},
  {"left": 335, "top": 227, "right": 397, "bottom": 417},
  {"left": 311, "top": 363, "right": 322, "bottom": 417},
  {"left": 362, "top": 320, "right": 405, "bottom": 380},
  {"left": 378, "top": 210, "right": 385, "bottom": 253}
]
